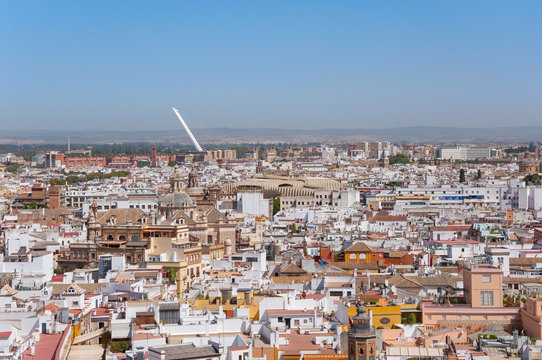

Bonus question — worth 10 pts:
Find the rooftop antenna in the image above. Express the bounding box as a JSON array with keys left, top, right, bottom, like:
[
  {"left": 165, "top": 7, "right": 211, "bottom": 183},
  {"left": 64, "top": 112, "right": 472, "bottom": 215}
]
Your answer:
[{"left": 171, "top": 106, "right": 203, "bottom": 152}]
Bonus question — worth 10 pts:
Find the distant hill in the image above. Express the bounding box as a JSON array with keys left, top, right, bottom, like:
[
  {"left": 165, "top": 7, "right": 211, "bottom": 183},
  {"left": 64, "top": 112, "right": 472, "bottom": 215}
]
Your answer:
[{"left": 1, "top": 126, "right": 541, "bottom": 145}]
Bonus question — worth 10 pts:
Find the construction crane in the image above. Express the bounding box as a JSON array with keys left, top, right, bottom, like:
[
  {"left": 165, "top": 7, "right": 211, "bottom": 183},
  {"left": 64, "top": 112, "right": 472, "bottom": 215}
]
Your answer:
[{"left": 171, "top": 106, "right": 203, "bottom": 152}]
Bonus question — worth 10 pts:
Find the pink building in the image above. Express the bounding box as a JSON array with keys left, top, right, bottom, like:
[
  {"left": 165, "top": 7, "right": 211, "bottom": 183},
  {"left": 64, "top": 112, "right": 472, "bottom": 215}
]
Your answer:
[
  {"left": 422, "top": 264, "right": 520, "bottom": 334},
  {"left": 520, "top": 297, "right": 542, "bottom": 338}
]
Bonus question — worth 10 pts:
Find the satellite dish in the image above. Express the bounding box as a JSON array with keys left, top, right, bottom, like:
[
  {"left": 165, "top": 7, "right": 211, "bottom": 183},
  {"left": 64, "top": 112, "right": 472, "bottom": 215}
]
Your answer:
[
  {"left": 391, "top": 285, "right": 397, "bottom": 294},
  {"left": 385, "top": 279, "right": 389, "bottom": 287}
]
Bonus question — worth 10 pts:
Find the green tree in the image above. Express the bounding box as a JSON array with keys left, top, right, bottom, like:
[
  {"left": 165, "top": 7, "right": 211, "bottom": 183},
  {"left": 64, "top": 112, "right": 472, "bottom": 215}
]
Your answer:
[
  {"left": 110, "top": 341, "right": 129, "bottom": 353},
  {"left": 524, "top": 174, "right": 541, "bottom": 185},
  {"left": 273, "top": 199, "right": 281, "bottom": 215},
  {"left": 6, "top": 165, "right": 19, "bottom": 174},
  {"left": 50, "top": 179, "right": 67, "bottom": 186},
  {"left": 407, "top": 313, "right": 417, "bottom": 324},
  {"left": 459, "top": 169, "right": 466, "bottom": 183},
  {"left": 388, "top": 154, "right": 410, "bottom": 165},
  {"left": 166, "top": 268, "right": 177, "bottom": 284},
  {"left": 476, "top": 169, "right": 482, "bottom": 180}
]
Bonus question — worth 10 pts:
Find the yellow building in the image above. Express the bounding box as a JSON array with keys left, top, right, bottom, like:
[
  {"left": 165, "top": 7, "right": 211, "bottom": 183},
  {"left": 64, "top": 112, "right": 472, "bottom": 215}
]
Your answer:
[
  {"left": 344, "top": 242, "right": 372, "bottom": 263},
  {"left": 367, "top": 305, "right": 402, "bottom": 329}
]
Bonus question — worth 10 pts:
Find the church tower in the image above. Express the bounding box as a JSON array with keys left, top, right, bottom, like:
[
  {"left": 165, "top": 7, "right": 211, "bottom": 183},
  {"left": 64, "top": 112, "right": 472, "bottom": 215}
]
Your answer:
[
  {"left": 170, "top": 166, "right": 184, "bottom": 192},
  {"left": 256, "top": 160, "right": 264, "bottom": 174},
  {"left": 347, "top": 305, "right": 376, "bottom": 360},
  {"left": 87, "top": 201, "right": 101, "bottom": 242},
  {"left": 188, "top": 167, "right": 198, "bottom": 188},
  {"left": 151, "top": 144, "right": 157, "bottom": 167}
]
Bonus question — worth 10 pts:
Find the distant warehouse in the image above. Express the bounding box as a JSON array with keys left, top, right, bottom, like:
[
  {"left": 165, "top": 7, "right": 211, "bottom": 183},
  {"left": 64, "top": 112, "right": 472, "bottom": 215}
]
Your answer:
[{"left": 438, "top": 146, "right": 491, "bottom": 161}]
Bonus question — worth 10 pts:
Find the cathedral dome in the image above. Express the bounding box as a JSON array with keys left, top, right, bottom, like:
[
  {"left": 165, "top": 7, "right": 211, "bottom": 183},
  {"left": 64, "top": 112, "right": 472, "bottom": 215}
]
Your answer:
[
  {"left": 521, "top": 158, "right": 536, "bottom": 164},
  {"left": 161, "top": 192, "right": 194, "bottom": 208}
]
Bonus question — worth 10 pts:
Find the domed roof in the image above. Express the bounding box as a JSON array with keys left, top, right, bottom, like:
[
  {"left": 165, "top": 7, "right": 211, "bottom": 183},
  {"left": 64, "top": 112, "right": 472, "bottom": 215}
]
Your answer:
[
  {"left": 353, "top": 305, "right": 369, "bottom": 321},
  {"left": 161, "top": 191, "right": 194, "bottom": 208},
  {"left": 521, "top": 158, "right": 537, "bottom": 164}
]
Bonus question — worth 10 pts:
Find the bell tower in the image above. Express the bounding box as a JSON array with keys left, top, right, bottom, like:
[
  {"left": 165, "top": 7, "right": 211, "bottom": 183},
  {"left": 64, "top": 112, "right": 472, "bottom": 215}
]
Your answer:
[
  {"left": 188, "top": 167, "right": 198, "bottom": 188},
  {"left": 348, "top": 305, "right": 376, "bottom": 360},
  {"left": 170, "top": 166, "right": 184, "bottom": 192},
  {"left": 87, "top": 201, "right": 101, "bottom": 242}
]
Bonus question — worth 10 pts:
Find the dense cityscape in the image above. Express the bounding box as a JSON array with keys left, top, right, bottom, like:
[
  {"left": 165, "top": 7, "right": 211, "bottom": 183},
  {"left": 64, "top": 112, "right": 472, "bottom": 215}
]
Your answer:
[
  {"left": 4, "top": 1, "right": 542, "bottom": 359},
  {"left": 1, "top": 139, "right": 542, "bottom": 359}
]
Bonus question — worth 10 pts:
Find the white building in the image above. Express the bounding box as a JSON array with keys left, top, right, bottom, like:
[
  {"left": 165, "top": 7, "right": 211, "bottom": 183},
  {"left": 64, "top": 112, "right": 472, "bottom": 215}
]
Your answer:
[
  {"left": 439, "top": 146, "right": 491, "bottom": 160},
  {"left": 237, "top": 192, "right": 270, "bottom": 218}
]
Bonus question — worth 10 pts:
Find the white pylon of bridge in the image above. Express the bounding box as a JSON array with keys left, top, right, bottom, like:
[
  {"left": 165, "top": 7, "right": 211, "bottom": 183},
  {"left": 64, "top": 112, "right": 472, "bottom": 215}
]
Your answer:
[{"left": 171, "top": 106, "right": 204, "bottom": 152}]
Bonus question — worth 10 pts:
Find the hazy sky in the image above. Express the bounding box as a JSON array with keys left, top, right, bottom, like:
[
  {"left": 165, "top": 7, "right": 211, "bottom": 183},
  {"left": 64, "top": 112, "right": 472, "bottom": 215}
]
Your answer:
[{"left": 1, "top": 1, "right": 542, "bottom": 131}]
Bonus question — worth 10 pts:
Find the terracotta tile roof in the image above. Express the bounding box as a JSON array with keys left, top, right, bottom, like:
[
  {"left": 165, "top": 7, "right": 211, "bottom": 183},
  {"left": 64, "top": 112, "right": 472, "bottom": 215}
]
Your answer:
[
  {"left": 273, "top": 276, "right": 311, "bottom": 284},
  {"left": 281, "top": 263, "right": 306, "bottom": 274},
  {"left": 22, "top": 332, "right": 65, "bottom": 360},
  {"left": 304, "top": 355, "right": 348, "bottom": 360},
  {"left": 98, "top": 208, "right": 149, "bottom": 225},
  {"left": 510, "top": 257, "right": 542, "bottom": 266},
  {"left": 345, "top": 242, "right": 372, "bottom": 253},
  {"left": 388, "top": 274, "right": 457, "bottom": 288},
  {"left": 373, "top": 215, "right": 408, "bottom": 222},
  {"left": 40, "top": 303, "right": 60, "bottom": 313},
  {"left": 0, "top": 284, "right": 16, "bottom": 295},
  {"left": 51, "top": 283, "right": 101, "bottom": 296},
  {"left": 266, "top": 309, "right": 321, "bottom": 316}
]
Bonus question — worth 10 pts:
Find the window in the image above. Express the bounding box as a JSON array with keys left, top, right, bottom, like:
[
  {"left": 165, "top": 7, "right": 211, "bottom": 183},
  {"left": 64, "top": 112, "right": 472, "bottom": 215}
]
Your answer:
[
  {"left": 481, "top": 291, "right": 494, "bottom": 306},
  {"left": 482, "top": 275, "right": 491, "bottom": 283}
]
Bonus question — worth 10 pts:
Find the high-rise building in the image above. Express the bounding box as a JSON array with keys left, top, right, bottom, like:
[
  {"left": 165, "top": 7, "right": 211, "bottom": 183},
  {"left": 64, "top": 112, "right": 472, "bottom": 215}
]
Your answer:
[{"left": 439, "top": 146, "right": 490, "bottom": 160}]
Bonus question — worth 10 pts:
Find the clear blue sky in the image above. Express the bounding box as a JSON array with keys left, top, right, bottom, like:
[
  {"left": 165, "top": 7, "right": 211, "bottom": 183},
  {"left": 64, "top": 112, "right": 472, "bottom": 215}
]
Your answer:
[{"left": 1, "top": 1, "right": 541, "bottom": 130}]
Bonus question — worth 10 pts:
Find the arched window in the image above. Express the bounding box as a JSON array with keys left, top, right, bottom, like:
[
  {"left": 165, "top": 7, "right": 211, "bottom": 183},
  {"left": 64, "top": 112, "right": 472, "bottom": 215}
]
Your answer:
[
  {"left": 131, "top": 235, "right": 139, "bottom": 241},
  {"left": 106, "top": 235, "right": 114, "bottom": 240},
  {"left": 119, "top": 235, "right": 126, "bottom": 241}
]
